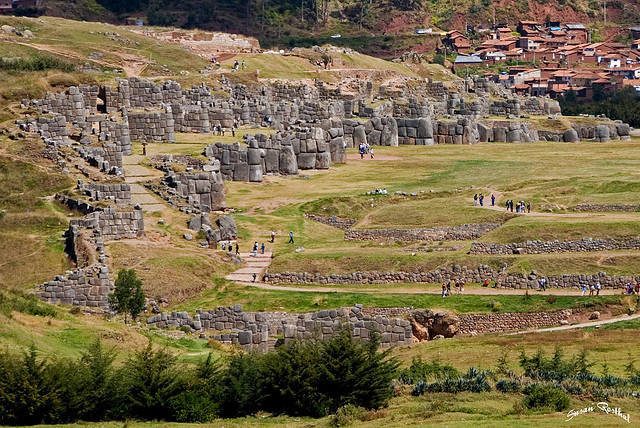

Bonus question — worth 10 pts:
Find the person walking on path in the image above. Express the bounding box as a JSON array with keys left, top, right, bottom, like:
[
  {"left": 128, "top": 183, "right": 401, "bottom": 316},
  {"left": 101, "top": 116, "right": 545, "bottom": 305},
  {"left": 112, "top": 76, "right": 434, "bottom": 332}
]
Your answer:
[
  {"left": 596, "top": 282, "right": 601, "bottom": 296},
  {"left": 581, "top": 284, "right": 587, "bottom": 296},
  {"left": 589, "top": 284, "right": 595, "bottom": 296},
  {"left": 252, "top": 273, "right": 257, "bottom": 282},
  {"left": 491, "top": 194, "right": 495, "bottom": 206},
  {"left": 527, "top": 202, "right": 531, "bottom": 213},
  {"left": 479, "top": 193, "right": 484, "bottom": 207},
  {"left": 235, "top": 243, "right": 239, "bottom": 255},
  {"left": 446, "top": 282, "right": 451, "bottom": 295},
  {"left": 510, "top": 200, "right": 514, "bottom": 213},
  {"left": 242, "top": 60, "right": 246, "bottom": 70},
  {"left": 442, "top": 283, "right": 446, "bottom": 298},
  {"left": 270, "top": 230, "right": 275, "bottom": 243},
  {"left": 539, "top": 277, "right": 546, "bottom": 291},
  {"left": 288, "top": 231, "right": 294, "bottom": 244},
  {"left": 261, "top": 243, "right": 265, "bottom": 254},
  {"left": 474, "top": 194, "right": 478, "bottom": 206},
  {"left": 253, "top": 242, "right": 258, "bottom": 257}
]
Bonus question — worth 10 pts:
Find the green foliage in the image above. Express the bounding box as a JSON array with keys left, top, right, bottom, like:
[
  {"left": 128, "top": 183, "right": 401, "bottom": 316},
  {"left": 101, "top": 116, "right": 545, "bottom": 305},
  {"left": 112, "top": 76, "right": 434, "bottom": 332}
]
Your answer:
[
  {"left": 412, "top": 367, "right": 492, "bottom": 395},
  {"left": 399, "top": 357, "right": 459, "bottom": 384},
  {"left": 560, "top": 87, "right": 640, "bottom": 127},
  {"left": 0, "top": 55, "right": 74, "bottom": 72},
  {"left": 109, "top": 269, "right": 145, "bottom": 323},
  {"left": 522, "top": 384, "right": 570, "bottom": 411},
  {"left": 331, "top": 404, "right": 367, "bottom": 427},
  {"left": 0, "top": 289, "right": 57, "bottom": 318}
]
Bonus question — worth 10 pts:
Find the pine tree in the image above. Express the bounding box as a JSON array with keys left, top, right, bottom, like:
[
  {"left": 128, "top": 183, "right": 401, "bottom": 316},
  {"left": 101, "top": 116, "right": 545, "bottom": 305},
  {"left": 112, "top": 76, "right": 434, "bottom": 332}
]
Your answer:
[{"left": 109, "top": 269, "right": 145, "bottom": 324}]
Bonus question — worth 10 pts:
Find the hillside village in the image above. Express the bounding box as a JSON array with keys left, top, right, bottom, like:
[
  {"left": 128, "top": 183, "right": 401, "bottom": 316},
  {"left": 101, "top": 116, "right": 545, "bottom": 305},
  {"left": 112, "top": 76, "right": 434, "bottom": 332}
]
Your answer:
[{"left": 447, "top": 20, "right": 640, "bottom": 98}]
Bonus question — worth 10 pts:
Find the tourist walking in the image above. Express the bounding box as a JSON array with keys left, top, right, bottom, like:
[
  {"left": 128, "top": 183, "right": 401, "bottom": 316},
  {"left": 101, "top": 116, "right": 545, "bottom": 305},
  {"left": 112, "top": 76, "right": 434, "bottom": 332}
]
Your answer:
[
  {"left": 539, "top": 277, "right": 546, "bottom": 291},
  {"left": 270, "top": 230, "right": 275, "bottom": 243},
  {"left": 242, "top": 60, "right": 246, "bottom": 70},
  {"left": 581, "top": 284, "right": 587, "bottom": 296},
  {"left": 479, "top": 193, "right": 484, "bottom": 207},
  {"left": 527, "top": 202, "right": 531, "bottom": 213},
  {"left": 253, "top": 273, "right": 257, "bottom": 282},
  {"left": 235, "top": 243, "right": 239, "bottom": 255},
  {"left": 288, "top": 231, "right": 294, "bottom": 244},
  {"left": 474, "top": 194, "right": 478, "bottom": 206},
  {"left": 589, "top": 284, "right": 595, "bottom": 296},
  {"left": 253, "top": 241, "right": 258, "bottom": 257},
  {"left": 491, "top": 194, "right": 495, "bottom": 206},
  {"left": 261, "top": 243, "right": 265, "bottom": 254},
  {"left": 446, "top": 282, "right": 451, "bottom": 295},
  {"left": 442, "top": 283, "right": 446, "bottom": 298},
  {"left": 596, "top": 282, "right": 601, "bottom": 295}
]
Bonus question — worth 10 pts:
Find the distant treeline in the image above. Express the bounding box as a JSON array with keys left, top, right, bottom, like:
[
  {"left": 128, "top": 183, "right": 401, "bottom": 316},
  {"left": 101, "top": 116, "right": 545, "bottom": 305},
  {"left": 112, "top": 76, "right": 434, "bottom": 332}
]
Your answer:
[
  {"left": 559, "top": 86, "right": 640, "bottom": 127},
  {"left": 0, "top": 330, "right": 398, "bottom": 425}
]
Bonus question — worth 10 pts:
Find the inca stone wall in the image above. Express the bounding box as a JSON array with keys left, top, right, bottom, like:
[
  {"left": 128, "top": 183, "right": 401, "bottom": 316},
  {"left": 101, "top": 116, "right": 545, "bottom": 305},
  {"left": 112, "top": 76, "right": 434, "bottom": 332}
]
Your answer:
[
  {"left": 30, "top": 85, "right": 95, "bottom": 123},
  {"left": 432, "top": 118, "right": 480, "bottom": 145},
  {"left": 146, "top": 304, "right": 413, "bottom": 351},
  {"left": 88, "top": 206, "right": 145, "bottom": 241},
  {"left": 163, "top": 168, "right": 226, "bottom": 212},
  {"left": 344, "top": 223, "right": 501, "bottom": 243},
  {"left": 396, "top": 117, "right": 433, "bottom": 145},
  {"left": 39, "top": 265, "right": 113, "bottom": 309},
  {"left": 476, "top": 120, "right": 538, "bottom": 143},
  {"left": 573, "top": 204, "right": 640, "bottom": 212},
  {"left": 470, "top": 238, "right": 640, "bottom": 255},
  {"left": 304, "top": 214, "right": 357, "bottom": 229},
  {"left": 127, "top": 111, "right": 176, "bottom": 142},
  {"left": 94, "top": 116, "right": 131, "bottom": 155},
  {"left": 172, "top": 104, "right": 211, "bottom": 133},
  {"left": 75, "top": 143, "right": 123, "bottom": 175},
  {"left": 19, "top": 116, "right": 69, "bottom": 144},
  {"left": 342, "top": 117, "right": 398, "bottom": 147},
  {"left": 81, "top": 182, "right": 131, "bottom": 204},
  {"left": 264, "top": 265, "right": 639, "bottom": 289},
  {"left": 458, "top": 311, "right": 571, "bottom": 334}
]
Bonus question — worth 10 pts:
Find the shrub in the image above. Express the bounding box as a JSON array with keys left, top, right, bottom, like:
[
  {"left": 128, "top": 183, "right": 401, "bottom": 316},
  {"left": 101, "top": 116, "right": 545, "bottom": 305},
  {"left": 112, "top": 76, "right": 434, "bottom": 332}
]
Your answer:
[
  {"left": 489, "top": 301, "right": 502, "bottom": 312},
  {"left": 400, "top": 357, "right": 459, "bottom": 384},
  {"left": 522, "top": 385, "right": 570, "bottom": 411},
  {"left": 547, "top": 295, "right": 557, "bottom": 304},
  {"left": 69, "top": 306, "right": 82, "bottom": 315},
  {"left": 331, "top": 404, "right": 367, "bottom": 427},
  {"left": 496, "top": 379, "right": 521, "bottom": 393}
]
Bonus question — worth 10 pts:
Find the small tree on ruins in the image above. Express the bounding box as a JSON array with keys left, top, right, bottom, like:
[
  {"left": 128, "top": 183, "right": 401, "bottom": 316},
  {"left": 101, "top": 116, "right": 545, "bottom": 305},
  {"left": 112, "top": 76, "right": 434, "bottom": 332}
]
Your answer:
[{"left": 109, "top": 269, "right": 145, "bottom": 324}]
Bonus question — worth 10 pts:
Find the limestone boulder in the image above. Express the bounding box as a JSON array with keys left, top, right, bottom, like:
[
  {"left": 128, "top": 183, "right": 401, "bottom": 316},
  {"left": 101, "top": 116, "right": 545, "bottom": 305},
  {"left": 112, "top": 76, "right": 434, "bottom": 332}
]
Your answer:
[
  {"left": 216, "top": 216, "right": 238, "bottom": 241},
  {"left": 297, "top": 152, "right": 317, "bottom": 169},
  {"left": 315, "top": 152, "right": 331, "bottom": 169},
  {"left": 279, "top": 145, "right": 298, "bottom": 175},
  {"left": 563, "top": 129, "right": 579, "bottom": 143},
  {"left": 330, "top": 137, "right": 347, "bottom": 164}
]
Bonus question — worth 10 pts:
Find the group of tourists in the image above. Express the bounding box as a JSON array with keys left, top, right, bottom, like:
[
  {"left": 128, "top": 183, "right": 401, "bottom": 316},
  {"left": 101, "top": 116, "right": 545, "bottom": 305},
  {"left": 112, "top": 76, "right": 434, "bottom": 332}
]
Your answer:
[
  {"left": 580, "top": 282, "right": 603, "bottom": 296},
  {"left": 505, "top": 200, "right": 530, "bottom": 213},
  {"left": 212, "top": 117, "right": 240, "bottom": 137},
  {"left": 441, "top": 280, "right": 466, "bottom": 297},
  {"left": 473, "top": 193, "right": 495, "bottom": 207},
  {"left": 233, "top": 60, "right": 246, "bottom": 71},
  {"left": 358, "top": 142, "right": 373, "bottom": 159},
  {"left": 625, "top": 283, "right": 640, "bottom": 295},
  {"left": 220, "top": 241, "right": 239, "bottom": 255},
  {"left": 252, "top": 241, "right": 266, "bottom": 257}
]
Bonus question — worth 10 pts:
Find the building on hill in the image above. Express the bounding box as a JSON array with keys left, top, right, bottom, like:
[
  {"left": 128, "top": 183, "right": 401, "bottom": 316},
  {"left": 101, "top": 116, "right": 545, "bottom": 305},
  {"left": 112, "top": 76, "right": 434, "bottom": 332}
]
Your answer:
[
  {"left": 442, "top": 30, "right": 471, "bottom": 53},
  {"left": 565, "top": 23, "right": 589, "bottom": 43},
  {"left": 517, "top": 21, "right": 542, "bottom": 36},
  {"left": 453, "top": 54, "right": 483, "bottom": 70}
]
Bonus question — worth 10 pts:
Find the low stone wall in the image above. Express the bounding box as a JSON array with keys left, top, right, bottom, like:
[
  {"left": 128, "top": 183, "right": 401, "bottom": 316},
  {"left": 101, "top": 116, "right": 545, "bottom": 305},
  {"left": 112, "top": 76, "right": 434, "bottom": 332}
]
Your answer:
[
  {"left": 146, "top": 305, "right": 413, "bottom": 351},
  {"left": 91, "top": 206, "right": 145, "bottom": 241},
  {"left": 396, "top": 117, "right": 433, "bottom": 145},
  {"left": 304, "top": 214, "right": 357, "bottom": 229},
  {"left": 264, "top": 266, "right": 639, "bottom": 289},
  {"left": 477, "top": 120, "right": 538, "bottom": 143},
  {"left": 39, "top": 265, "right": 113, "bottom": 309},
  {"left": 19, "top": 116, "right": 69, "bottom": 144},
  {"left": 470, "top": 238, "right": 640, "bottom": 255},
  {"left": 344, "top": 223, "right": 500, "bottom": 243},
  {"left": 432, "top": 118, "right": 479, "bottom": 145},
  {"left": 573, "top": 204, "right": 639, "bottom": 212},
  {"left": 458, "top": 310, "right": 571, "bottom": 334},
  {"left": 55, "top": 193, "right": 98, "bottom": 215}
]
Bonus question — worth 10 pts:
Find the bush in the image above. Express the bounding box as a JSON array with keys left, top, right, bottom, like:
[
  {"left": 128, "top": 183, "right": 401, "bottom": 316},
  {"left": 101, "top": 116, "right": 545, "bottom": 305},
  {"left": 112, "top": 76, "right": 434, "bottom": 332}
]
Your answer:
[
  {"left": 400, "top": 357, "right": 459, "bottom": 384},
  {"left": 522, "top": 385, "right": 570, "bottom": 411},
  {"left": 69, "top": 306, "right": 82, "bottom": 315},
  {"left": 489, "top": 301, "right": 502, "bottom": 312},
  {"left": 547, "top": 295, "right": 557, "bottom": 304},
  {"left": 496, "top": 379, "right": 521, "bottom": 393},
  {"left": 331, "top": 404, "right": 367, "bottom": 427},
  {"left": 0, "top": 55, "right": 74, "bottom": 72}
]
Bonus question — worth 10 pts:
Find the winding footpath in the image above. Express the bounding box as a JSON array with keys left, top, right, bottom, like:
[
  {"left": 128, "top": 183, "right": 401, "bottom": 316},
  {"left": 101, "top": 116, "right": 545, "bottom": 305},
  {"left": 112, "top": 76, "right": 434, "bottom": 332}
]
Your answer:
[{"left": 505, "top": 312, "right": 640, "bottom": 335}]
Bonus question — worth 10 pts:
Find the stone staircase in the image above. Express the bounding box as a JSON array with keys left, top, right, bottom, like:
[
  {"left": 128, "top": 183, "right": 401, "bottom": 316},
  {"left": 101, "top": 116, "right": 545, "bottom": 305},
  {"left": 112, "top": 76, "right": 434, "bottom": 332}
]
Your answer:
[
  {"left": 122, "top": 154, "right": 166, "bottom": 212},
  {"left": 225, "top": 251, "right": 273, "bottom": 284}
]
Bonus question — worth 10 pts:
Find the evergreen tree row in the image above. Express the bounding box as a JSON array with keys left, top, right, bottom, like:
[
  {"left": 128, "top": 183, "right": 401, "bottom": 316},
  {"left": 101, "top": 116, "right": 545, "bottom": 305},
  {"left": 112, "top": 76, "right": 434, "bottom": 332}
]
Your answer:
[{"left": 0, "top": 330, "right": 398, "bottom": 424}]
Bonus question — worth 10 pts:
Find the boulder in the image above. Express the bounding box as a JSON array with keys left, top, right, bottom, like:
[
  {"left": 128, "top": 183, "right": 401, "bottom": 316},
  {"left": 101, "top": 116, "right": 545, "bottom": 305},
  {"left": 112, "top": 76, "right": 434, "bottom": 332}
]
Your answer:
[
  {"left": 417, "top": 117, "right": 433, "bottom": 138},
  {"left": 1, "top": 25, "right": 15, "bottom": 35},
  {"left": 216, "top": 216, "right": 238, "bottom": 241},
  {"left": 249, "top": 164, "right": 263, "bottom": 182},
  {"left": 589, "top": 311, "right": 600, "bottom": 320},
  {"left": 563, "top": 129, "right": 579, "bottom": 143},
  {"left": 596, "top": 125, "right": 610, "bottom": 142},
  {"left": 411, "top": 310, "right": 460, "bottom": 339},
  {"left": 233, "top": 162, "right": 249, "bottom": 181}
]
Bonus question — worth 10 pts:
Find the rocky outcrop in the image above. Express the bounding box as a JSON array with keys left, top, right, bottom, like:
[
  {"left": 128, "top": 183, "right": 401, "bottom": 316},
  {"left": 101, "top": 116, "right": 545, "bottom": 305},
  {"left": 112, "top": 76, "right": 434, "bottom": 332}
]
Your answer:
[{"left": 411, "top": 310, "right": 460, "bottom": 340}]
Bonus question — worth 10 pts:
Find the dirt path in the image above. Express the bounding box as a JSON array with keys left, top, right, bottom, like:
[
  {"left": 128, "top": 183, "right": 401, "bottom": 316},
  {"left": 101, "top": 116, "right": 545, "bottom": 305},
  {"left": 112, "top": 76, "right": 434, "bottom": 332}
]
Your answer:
[
  {"left": 505, "top": 312, "right": 640, "bottom": 335},
  {"left": 473, "top": 187, "right": 640, "bottom": 219},
  {"left": 17, "top": 42, "right": 148, "bottom": 77}
]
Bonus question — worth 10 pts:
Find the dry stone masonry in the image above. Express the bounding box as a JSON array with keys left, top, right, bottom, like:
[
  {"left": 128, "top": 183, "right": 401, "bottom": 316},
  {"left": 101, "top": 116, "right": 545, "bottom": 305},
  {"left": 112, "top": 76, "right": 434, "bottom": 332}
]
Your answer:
[
  {"left": 344, "top": 223, "right": 501, "bottom": 243},
  {"left": 470, "top": 238, "right": 640, "bottom": 255},
  {"left": 146, "top": 304, "right": 413, "bottom": 351}
]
